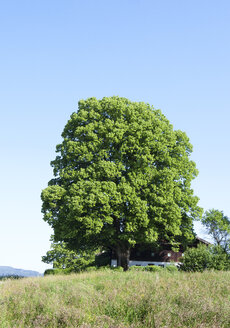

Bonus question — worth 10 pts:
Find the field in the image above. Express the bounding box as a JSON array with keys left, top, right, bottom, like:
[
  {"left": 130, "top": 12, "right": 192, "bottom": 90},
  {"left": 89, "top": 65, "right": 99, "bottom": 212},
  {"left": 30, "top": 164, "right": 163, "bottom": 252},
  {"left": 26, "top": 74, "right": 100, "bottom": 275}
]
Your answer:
[{"left": 0, "top": 270, "right": 229, "bottom": 328}]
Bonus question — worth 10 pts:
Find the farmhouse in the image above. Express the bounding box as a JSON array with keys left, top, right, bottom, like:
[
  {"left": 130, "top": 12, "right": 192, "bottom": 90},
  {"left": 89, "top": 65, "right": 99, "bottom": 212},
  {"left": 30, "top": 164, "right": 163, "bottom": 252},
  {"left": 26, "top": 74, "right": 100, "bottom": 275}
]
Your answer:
[{"left": 111, "top": 236, "right": 210, "bottom": 267}]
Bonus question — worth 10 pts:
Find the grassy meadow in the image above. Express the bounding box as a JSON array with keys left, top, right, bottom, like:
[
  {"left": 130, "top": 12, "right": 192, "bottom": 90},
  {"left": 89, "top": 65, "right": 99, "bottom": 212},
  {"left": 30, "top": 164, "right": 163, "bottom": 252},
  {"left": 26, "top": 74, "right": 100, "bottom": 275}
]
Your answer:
[{"left": 0, "top": 270, "right": 229, "bottom": 328}]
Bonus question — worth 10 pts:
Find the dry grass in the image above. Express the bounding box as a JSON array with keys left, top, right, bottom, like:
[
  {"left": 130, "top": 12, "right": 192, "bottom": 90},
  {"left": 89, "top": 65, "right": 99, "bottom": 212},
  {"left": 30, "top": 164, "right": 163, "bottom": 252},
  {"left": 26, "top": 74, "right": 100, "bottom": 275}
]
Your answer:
[{"left": 0, "top": 270, "right": 229, "bottom": 327}]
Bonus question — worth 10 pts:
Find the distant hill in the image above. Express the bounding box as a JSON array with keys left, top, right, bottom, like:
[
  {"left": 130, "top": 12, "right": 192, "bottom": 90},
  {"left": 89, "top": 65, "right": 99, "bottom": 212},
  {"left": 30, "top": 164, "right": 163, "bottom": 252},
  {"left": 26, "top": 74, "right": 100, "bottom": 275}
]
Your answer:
[{"left": 0, "top": 266, "right": 42, "bottom": 277}]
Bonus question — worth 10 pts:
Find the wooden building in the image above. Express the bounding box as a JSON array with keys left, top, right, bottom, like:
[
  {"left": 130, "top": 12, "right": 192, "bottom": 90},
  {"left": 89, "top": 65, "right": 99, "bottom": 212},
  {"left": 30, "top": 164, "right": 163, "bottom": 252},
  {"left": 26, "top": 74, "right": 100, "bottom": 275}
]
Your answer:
[{"left": 111, "top": 237, "right": 210, "bottom": 267}]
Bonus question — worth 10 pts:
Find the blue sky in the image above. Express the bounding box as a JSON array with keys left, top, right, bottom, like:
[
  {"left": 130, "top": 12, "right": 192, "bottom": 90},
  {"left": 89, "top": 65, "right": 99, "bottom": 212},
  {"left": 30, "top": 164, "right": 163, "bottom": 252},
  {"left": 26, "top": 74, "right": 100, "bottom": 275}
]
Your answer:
[{"left": 0, "top": 0, "right": 229, "bottom": 273}]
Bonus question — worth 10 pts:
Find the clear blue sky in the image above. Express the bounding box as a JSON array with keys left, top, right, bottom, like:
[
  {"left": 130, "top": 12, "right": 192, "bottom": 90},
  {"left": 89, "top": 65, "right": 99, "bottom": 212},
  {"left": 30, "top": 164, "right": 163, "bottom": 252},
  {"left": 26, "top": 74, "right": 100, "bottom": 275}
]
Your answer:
[{"left": 0, "top": 0, "right": 229, "bottom": 273}]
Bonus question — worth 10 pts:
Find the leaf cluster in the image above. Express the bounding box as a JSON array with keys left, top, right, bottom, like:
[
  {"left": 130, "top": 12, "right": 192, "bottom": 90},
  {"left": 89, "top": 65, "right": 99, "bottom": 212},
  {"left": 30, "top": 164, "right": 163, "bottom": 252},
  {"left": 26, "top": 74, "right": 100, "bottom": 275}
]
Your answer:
[{"left": 42, "top": 236, "right": 97, "bottom": 271}]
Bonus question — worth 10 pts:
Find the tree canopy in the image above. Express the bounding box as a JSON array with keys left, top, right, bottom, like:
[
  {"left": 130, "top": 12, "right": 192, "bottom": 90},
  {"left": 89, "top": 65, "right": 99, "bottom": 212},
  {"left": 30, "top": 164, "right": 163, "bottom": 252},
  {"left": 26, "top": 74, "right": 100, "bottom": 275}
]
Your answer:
[
  {"left": 202, "top": 209, "right": 230, "bottom": 253},
  {"left": 42, "top": 236, "right": 96, "bottom": 271},
  {"left": 41, "top": 97, "right": 201, "bottom": 270}
]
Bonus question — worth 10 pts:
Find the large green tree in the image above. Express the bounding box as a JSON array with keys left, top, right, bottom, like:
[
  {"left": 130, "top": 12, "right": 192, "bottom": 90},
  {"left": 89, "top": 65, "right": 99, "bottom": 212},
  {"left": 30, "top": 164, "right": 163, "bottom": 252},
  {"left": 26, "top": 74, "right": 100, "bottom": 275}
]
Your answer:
[{"left": 41, "top": 97, "right": 201, "bottom": 270}]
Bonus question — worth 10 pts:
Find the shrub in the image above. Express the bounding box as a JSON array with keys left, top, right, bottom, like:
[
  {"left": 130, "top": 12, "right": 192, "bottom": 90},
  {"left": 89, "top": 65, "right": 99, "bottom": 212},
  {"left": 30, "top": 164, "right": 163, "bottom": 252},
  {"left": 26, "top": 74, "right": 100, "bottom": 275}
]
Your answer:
[
  {"left": 129, "top": 266, "right": 146, "bottom": 271},
  {"left": 85, "top": 266, "right": 98, "bottom": 272},
  {"left": 209, "top": 245, "right": 230, "bottom": 271},
  {"left": 44, "top": 268, "right": 73, "bottom": 275},
  {"left": 111, "top": 266, "right": 124, "bottom": 271},
  {"left": 180, "top": 244, "right": 230, "bottom": 272},
  {"left": 145, "top": 265, "right": 163, "bottom": 272},
  {"left": 129, "top": 265, "right": 164, "bottom": 272},
  {"left": 165, "top": 265, "right": 178, "bottom": 272},
  {"left": 180, "top": 245, "right": 212, "bottom": 272},
  {"left": 44, "top": 269, "right": 55, "bottom": 275},
  {"left": 97, "top": 265, "right": 112, "bottom": 272}
]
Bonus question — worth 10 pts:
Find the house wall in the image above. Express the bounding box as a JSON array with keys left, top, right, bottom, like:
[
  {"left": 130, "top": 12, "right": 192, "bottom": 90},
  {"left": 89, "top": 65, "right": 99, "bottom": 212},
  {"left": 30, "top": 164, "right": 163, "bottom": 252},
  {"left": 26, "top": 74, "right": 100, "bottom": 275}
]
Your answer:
[
  {"left": 110, "top": 237, "right": 209, "bottom": 268},
  {"left": 111, "top": 259, "right": 177, "bottom": 267}
]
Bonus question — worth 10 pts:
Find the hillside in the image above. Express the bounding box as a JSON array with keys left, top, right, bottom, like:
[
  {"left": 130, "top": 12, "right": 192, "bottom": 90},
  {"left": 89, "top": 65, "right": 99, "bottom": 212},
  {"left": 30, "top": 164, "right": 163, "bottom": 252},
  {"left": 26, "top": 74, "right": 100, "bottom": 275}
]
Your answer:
[
  {"left": 0, "top": 270, "right": 229, "bottom": 327},
  {"left": 0, "top": 266, "right": 41, "bottom": 277}
]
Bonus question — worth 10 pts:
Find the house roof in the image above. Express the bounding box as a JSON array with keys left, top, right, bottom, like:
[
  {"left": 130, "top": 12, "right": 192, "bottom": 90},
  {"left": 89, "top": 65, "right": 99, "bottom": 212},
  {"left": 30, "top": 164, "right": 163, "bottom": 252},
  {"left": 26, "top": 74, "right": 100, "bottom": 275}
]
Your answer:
[{"left": 195, "top": 236, "right": 211, "bottom": 245}]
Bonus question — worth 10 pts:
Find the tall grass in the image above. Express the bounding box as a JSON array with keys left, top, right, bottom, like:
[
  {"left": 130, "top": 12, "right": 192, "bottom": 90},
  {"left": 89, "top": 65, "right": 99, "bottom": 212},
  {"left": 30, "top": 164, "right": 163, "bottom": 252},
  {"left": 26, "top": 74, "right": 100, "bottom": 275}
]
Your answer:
[{"left": 0, "top": 270, "right": 229, "bottom": 327}]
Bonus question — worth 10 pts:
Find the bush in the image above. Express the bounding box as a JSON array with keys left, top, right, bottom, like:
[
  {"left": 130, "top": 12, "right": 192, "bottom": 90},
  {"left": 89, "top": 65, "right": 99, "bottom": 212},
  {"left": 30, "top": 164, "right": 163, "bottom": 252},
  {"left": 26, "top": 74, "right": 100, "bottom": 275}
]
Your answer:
[
  {"left": 85, "top": 266, "right": 98, "bottom": 272},
  {"left": 44, "top": 268, "right": 74, "bottom": 275},
  {"left": 209, "top": 246, "right": 230, "bottom": 271},
  {"left": 165, "top": 265, "right": 178, "bottom": 272},
  {"left": 111, "top": 266, "right": 124, "bottom": 271},
  {"left": 44, "top": 269, "right": 56, "bottom": 275},
  {"left": 180, "top": 245, "right": 212, "bottom": 272},
  {"left": 129, "top": 265, "right": 164, "bottom": 272},
  {"left": 129, "top": 266, "right": 146, "bottom": 271},
  {"left": 145, "top": 265, "right": 163, "bottom": 272},
  {"left": 180, "top": 244, "right": 230, "bottom": 272},
  {"left": 96, "top": 265, "right": 112, "bottom": 272}
]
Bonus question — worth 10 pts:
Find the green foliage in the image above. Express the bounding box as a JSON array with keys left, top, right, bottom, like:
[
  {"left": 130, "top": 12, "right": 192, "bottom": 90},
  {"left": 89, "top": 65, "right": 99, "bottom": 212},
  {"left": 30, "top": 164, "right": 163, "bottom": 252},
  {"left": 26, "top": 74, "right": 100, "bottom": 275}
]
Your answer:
[
  {"left": 129, "top": 265, "right": 146, "bottom": 271},
  {"left": 41, "top": 97, "right": 202, "bottom": 269},
  {"left": 165, "top": 264, "right": 178, "bottom": 272},
  {"left": 123, "top": 264, "right": 174, "bottom": 273},
  {"left": 145, "top": 265, "right": 163, "bottom": 272},
  {"left": 180, "top": 244, "right": 230, "bottom": 272},
  {"left": 202, "top": 209, "right": 230, "bottom": 252},
  {"left": 180, "top": 245, "right": 212, "bottom": 272},
  {"left": 44, "top": 268, "right": 73, "bottom": 275},
  {"left": 94, "top": 251, "right": 111, "bottom": 267},
  {"left": 209, "top": 245, "right": 230, "bottom": 270},
  {"left": 84, "top": 266, "right": 98, "bottom": 272},
  {"left": 43, "top": 269, "right": 56, "bottom": 275},
  {"left": 111, "top": 266, "right": 124, "bottom": 271},
  {"left": 42, "top": 236, "right": 97, "bottom": 271},
  {"left": 44, "top": 264, "right": 177, "bottom": 274},
  {"left": 93, "top": 266, "right": 110, "bottom": 272}
]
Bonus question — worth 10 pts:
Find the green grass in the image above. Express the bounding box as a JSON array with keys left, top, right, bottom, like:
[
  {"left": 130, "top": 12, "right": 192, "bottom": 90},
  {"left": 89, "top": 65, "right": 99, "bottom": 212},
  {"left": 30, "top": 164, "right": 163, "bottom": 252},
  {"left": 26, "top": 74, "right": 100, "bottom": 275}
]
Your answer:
[{"left": 0, "top": 270, "right": 229, "bottom": 327}]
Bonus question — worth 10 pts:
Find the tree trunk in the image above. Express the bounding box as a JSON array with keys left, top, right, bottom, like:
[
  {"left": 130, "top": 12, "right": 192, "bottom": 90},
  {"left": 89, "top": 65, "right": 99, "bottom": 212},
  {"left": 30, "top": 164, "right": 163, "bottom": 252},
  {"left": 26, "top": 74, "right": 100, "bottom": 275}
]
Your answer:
[{"left": 116, "top": 246, "right": 130, "bottom": 271}]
